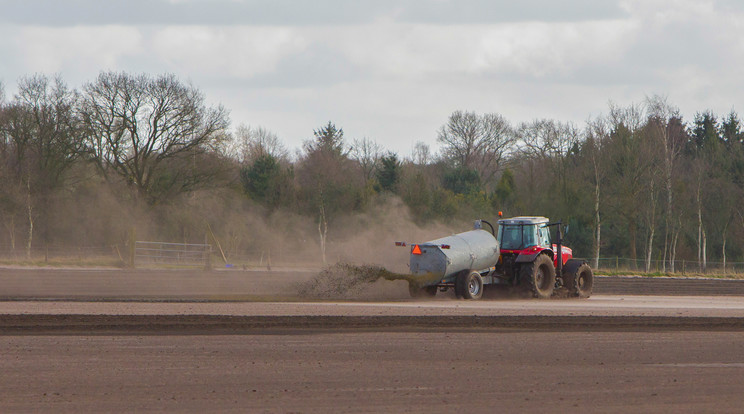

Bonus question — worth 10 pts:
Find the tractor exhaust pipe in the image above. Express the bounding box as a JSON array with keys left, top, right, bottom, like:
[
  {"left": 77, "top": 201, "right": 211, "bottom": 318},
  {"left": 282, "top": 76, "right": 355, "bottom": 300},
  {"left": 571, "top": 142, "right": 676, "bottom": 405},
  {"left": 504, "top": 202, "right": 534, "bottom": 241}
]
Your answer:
[
  {"left": 556, "top": 221, "right": 563, "bottom": 276},
  {"left": 547, "top": 220, "right": 564, "bottom": 276}
]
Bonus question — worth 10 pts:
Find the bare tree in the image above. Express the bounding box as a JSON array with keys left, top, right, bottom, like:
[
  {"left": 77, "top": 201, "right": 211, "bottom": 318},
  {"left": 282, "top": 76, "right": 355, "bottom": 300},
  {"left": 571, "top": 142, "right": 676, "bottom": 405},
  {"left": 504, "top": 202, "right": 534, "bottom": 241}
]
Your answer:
[
  {"left": 350, "top": 137, "right": 382, "bottom": 181},
  {"left": 518, "top": 119, "right": 580, "bottom": 207},
  {"left": 694, "top": 159, "right": 707, "bottom": 272},
  {"left": 318, "top": 194, "right": 328, "bottom": 264},
  {"left": 0, "top": 74, "right": 83, "bottom": 258},
  {"left": 608, "top": 101, "right": 646, "bottom": 132},
  {"left": 646, "top": 95, "right": 685, "bottom": 272},
  {"left": 438, "top": 110, "right": 514, "bottom": 188},
  {"left": 411, "top": 141, "right": 431, "bottom": 165},
  {"left": 584, "top": 116, "right": 610, "bottom": 268},
  {"left": 233, "top": 124, "right": 288, "bottom": 165},
  {"left": 81, "top": 72, "right": 229, "bottom": 203},
  {"left": 603, "top": 103, "right": 651, "bottom": 262},
  {"left": 642, "top": 178, "right": 655, "bottom": 272},
  {"left": 297, "top": 122, "right": 361, "bottom": 263},
  {"left": 520, "top": 119, "right": 579, "bottom": 158}
]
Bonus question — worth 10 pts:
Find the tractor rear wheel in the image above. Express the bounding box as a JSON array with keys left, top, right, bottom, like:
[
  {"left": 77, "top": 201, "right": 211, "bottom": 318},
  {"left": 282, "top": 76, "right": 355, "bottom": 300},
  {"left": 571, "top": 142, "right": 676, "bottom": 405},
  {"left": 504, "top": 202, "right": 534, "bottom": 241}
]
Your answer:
[
  {"left": 564, "top": 263, "right": 593, "bottom": 298},
  {"left": 519, "top": 254, "right": 556, "bottom": 299},
  {"left": 461, "top": 271, "right": 484, "bottom": 300}
]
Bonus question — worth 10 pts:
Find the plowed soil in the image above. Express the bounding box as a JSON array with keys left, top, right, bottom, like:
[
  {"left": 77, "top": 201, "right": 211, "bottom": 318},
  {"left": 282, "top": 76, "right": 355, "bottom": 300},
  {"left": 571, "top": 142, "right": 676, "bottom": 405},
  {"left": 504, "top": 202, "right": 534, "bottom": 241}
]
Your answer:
[
  {"left": 2, "top": 331, "right": 744, "bottom": 413},
  {"left": 2, "top": 267, "right": 744, "bottom": 301},
  {"left": 3, "top": 267, "right": 744, "bottom": 412}
]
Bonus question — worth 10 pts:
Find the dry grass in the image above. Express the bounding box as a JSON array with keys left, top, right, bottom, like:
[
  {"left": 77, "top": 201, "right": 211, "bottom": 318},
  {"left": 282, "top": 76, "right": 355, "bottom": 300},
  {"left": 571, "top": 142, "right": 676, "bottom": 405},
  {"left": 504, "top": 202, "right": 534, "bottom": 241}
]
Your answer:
[
  {"left": 595, "top": 269, "right": 744, "bottom": 280},
  {"left": 0, "top": 256, "right": 124, "bottom": 268}
]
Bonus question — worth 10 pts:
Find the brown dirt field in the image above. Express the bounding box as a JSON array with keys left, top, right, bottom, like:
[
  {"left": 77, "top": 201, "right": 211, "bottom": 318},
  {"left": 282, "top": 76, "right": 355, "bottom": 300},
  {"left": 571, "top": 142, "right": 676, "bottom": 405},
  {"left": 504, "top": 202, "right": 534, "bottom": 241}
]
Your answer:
[
  {"left": 2, "top": 331, "right": 744, "bottom": 413},
  {"left": 3, "top": 267, "right": 744, "bottom": 412},
  {"left": 3, "top": 267, "right": 744, "bottom": 301}
]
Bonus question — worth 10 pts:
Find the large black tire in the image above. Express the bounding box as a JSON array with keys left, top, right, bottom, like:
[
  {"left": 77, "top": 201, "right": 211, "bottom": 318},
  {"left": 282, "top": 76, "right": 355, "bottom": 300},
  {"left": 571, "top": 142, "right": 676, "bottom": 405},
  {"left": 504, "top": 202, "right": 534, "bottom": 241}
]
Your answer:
[
  {"left": 408, "top": 283, "right": 437, "bottom": 298},
  {"left": 461, "top": 271, "right": 484, "bottom": 300},
  {"left": 563, "top": 263, "right": 593, "bottom": 298},
  {"left": 519, "top": 254, "right": 556, "bottom": 299}
]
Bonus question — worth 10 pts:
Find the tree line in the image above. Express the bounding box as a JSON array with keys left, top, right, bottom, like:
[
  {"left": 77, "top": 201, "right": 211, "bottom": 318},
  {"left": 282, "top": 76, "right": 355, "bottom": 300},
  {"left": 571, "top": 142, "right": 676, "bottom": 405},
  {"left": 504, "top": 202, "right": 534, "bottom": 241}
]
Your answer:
[{"left": 1, "top": 72, "right": 743, "bottom": 270}]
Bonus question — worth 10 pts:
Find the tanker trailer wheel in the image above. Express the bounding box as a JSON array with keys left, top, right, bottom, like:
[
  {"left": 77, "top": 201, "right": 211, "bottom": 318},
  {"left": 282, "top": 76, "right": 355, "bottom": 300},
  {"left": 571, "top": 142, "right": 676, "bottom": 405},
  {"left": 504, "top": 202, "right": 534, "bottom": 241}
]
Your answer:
[
  {"left": 408, "top": 283, "right": 437, "bottom": 298},
  {"left": 457, "top": 271, "right": 483, "bottom": 300},
  {"left": 564, "top": 263, "right": 594, "bottom": 299},
  {"left": 519, "top": 254, "right": 556, "bottom": 299},
  {"left": 461, "top": 272, "right": 483, "bottom": 300}
]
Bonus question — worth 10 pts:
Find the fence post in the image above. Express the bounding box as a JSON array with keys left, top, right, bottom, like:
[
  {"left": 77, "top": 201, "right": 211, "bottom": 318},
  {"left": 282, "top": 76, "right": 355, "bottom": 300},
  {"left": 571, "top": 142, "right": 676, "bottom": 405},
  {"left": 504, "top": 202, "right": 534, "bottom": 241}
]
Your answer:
[
  {"left": 682, "top": 260, "right": 685, "bottom": 275},
  {"left": 616, "top": 256, "right": 619, "bottom": 271},
  {"left": 204, "top": 244, "right": 212, "bottom": 270},
  {"left": 204, "top": 232, "right": 212, "bottom": 270},
  {"left": 128, "top": 227, "right": 136, "bottom": 268}
]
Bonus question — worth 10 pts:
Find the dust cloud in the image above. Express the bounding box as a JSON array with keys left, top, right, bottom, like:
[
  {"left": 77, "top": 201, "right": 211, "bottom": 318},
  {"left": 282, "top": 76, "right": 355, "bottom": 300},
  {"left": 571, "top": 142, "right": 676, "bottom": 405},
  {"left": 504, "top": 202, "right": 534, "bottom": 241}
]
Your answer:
[
  {"left": 7, "top": 180, "right": 483, "bottom": 303},
  {"left": 197, "top": 193, "right": 470, "bottom": 274}
]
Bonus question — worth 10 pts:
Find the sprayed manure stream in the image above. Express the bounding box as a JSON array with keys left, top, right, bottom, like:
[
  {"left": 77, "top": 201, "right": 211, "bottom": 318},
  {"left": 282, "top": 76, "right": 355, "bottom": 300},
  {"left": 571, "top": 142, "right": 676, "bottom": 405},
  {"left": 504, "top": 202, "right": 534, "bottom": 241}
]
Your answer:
[{"left": 296, "top": 263, "right": 414, "bottom": 300}]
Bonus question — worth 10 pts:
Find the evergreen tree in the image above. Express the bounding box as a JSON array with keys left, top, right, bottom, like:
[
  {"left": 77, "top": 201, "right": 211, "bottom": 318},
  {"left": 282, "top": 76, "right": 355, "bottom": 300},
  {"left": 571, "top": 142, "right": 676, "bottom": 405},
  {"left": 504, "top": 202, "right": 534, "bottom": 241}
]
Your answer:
[
  {"left": 442, "top": 166, "right": 480, "bottom": 195},
  {"left": 240, "top": 154, "right": 281, "bottom": 201},
  {"left": 305, "top": 121, "right": 345, "bottom": 156},
  {"left": 375, "top": 153, "right": 400, "bottom": 192}
]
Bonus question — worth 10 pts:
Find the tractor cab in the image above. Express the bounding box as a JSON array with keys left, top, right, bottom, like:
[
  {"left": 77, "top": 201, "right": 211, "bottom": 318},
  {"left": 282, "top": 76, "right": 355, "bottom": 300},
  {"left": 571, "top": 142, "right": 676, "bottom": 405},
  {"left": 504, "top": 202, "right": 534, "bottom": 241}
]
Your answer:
[{"left": 497, "top": 216, "right": 551, "bottom": 251}]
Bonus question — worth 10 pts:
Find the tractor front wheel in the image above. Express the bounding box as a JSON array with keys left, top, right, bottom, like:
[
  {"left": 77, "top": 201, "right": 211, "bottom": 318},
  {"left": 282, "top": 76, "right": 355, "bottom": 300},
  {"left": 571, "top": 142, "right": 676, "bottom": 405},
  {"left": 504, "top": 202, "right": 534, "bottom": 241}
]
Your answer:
[
  {"left": 519, "top": 254, "right": 556, "bottom": 299},
  {"left": 563, "top": 263, "right": 594, "bottom": 298}
]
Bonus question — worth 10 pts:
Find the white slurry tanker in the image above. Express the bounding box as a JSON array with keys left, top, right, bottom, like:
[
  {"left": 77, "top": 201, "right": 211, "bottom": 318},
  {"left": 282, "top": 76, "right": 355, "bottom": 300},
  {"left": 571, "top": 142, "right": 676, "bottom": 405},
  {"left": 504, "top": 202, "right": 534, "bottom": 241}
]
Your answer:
[{"left": 397, "top": 217, "right": 593, "bottom": 300}]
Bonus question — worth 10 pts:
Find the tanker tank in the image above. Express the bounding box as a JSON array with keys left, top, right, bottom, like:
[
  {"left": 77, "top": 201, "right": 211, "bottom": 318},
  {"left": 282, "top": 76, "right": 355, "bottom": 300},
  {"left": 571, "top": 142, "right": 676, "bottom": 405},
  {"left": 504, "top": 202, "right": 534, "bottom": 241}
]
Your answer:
[{"left": 409, "top": 226, "right": 500, "bottom": 286}]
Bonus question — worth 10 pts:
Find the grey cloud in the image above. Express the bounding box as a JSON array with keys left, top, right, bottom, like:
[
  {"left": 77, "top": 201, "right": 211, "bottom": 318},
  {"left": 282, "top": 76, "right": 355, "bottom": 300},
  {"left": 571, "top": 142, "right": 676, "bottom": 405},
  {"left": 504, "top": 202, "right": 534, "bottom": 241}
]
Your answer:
[
  {"left": 397, "top": 0, "right": 627, "bottom": 24},
  {"left": 623, "top": 19, "right": 734, "bottom": 75},
  {"left": 248, "top": 44, "right": 366, "bottom": 88},
  {"left": 0, "top": 0, "right": 626, "bottom": 26},
  {"left": 718, "top": 0, "right": 744, "bottom": 12},
  {"left": 206, "top": 43, "right": 367, "bottom": 90}
]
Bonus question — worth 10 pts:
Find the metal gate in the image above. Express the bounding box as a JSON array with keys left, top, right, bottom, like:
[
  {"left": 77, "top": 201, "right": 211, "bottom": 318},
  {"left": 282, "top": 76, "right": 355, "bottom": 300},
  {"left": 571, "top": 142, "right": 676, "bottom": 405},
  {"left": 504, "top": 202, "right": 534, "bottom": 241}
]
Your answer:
[{"left": 134, "top": 241, "right": 212, "bottom": 268}]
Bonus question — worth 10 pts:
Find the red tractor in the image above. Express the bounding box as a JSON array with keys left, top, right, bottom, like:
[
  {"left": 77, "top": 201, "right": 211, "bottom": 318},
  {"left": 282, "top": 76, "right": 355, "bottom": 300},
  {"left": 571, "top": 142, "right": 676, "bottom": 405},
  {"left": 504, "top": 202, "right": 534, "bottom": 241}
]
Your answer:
[
  {"left": 401, "top": 216, "right": 594, "bottom": 299},
  {"left": 496, "top": 216, "right": 593, "bottom": 298}
]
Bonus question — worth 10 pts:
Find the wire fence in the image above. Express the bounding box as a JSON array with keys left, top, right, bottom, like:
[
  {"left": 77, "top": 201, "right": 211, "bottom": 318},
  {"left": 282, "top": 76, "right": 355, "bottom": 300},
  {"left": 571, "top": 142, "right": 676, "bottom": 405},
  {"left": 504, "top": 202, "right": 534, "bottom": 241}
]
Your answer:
[
  {"left": 594, "top": 257, "right": 744, "bottom": 275},
  {"left": 206, "top": 248, "right": 326, "bottom": 269}
]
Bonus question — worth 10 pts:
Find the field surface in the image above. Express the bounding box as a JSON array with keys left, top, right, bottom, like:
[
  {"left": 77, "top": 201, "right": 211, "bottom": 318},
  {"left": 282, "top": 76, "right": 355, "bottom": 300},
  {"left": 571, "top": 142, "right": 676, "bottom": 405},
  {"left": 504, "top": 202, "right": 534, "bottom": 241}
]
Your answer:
[
  {"left": 3, "top": 267, "right": 744, "bottom": 300},
  {"left": 2, "top": 267, "right": 744, "bottom": 412}
]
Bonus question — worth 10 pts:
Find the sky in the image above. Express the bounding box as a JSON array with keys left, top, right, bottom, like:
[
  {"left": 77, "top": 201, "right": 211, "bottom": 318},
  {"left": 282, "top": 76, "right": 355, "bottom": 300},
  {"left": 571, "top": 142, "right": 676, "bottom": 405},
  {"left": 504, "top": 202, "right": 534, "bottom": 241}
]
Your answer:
[{"left": 1, "top": 0, "right": 744, "bottom": 156}]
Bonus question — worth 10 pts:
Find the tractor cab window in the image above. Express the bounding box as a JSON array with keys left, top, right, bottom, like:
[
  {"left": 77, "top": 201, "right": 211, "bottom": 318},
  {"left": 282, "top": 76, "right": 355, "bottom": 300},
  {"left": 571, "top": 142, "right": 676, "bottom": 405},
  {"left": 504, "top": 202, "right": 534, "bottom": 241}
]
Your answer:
[
  {"left": 499, "top": 224, "right": 539, "bottom": 250},
  {"left": 522, "top": 225, "right": 537, "bottom": 248},
  {"left": 499, "top": 225, "right": 521, "bottom": 249}
]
